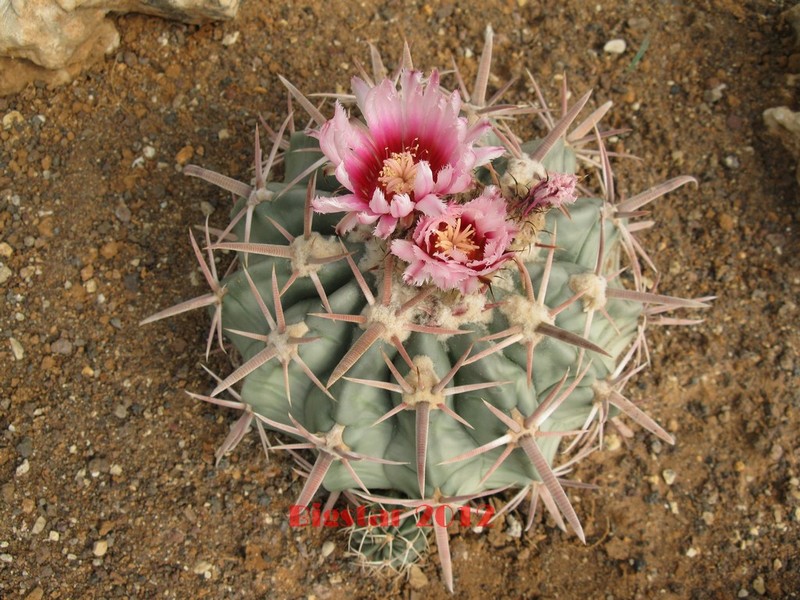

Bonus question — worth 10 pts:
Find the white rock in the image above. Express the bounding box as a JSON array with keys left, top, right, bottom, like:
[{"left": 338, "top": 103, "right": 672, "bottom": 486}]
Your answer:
[
  {"left": 93, "top": 539, "right": 108, "bottom": 557},
  {"left": 222, "top": 31, "right": 240, "bottom": 47},
  {"left": 9, "top": 337, "right": 23, "bottom": 360},
  {"left": 2, "top": 110, "right": 24, "bottom": 129},
  {"left": 0, "top": 0, "right": 240, "bottom": 96},
  {"left": 662, "top": 468, "right": 677, "bottom": 485},
  {"left": 32, "top": 516, "right": 47, "bottom": 535},
  {"left": 604, "top": 39, "right": 627, "bottom": 54},
  {"left": 0, "top": 265, "right": 12, "bottom": 285}
]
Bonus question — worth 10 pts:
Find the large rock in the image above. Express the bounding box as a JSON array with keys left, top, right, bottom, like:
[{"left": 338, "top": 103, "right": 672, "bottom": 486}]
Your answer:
[{"left": 0, "top": 0, "right": 240, "bottom": 96}]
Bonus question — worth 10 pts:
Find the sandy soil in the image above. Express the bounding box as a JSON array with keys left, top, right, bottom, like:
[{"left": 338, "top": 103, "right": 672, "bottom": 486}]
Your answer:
[{"left": 1, "top": 1, "right": 799, "bottom": 598}]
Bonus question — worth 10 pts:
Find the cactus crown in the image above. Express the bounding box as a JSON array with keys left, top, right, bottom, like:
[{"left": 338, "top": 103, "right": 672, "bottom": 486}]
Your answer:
[{"left": 141, "top": 29, "right": 709, "bottom": 592}]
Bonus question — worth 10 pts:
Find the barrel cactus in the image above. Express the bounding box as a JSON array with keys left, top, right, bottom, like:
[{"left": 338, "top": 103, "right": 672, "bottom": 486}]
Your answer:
[{"left": 142, "top": 29, "right": 708, "bottom": 592}]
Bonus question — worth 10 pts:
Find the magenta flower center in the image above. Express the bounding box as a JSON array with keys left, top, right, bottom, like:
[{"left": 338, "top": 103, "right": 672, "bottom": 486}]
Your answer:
[
  {"left": 433, "top": 217, "right": 483, "bottom": 261},
  {"left": 378, "top": 151, "right": 419, "bottom": 196}
]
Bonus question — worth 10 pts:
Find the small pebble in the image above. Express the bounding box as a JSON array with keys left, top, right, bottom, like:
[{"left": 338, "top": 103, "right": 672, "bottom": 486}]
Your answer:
[
  {"left": 738, "top": 589, "right": 749, "bottom": 598},
  {"left": 752, "top": 576, "right": 766, "bottom": 595},
  {"left": 718, "top": 213, "right": 735, "bottom": 232},
  {"left": 627, "top": 17, "right": 651, "bottom": 30},
  {"left": 0, "top": 265, "right": 12, "bottom": 285},
  {"left": 175, "top": 145, "right": 195, "bottom": 165},
  {"left": 16, "top": 459, "right": 30, "bottom": 476},
  {"left": 0, "top": 553, "right": 12, "bottom": 563},
  {"left": 16, "top": 437, "right": 32, "bottom": 458},
  {"left": 0, "top": 242, "right": 13, "bottom": 257},
  {"left": 51, "top": 339, "right": 73, "bottom": 355},
  {"left": 32, "top": 516, "right": 46, "bottom": 535},
  {"left": 93, "top": 539, "right": 108, "bottom": 557},
  {"left": 723, "top": 155, "right": 740, "bottom": 169},
  {"left": 193, "top": 560, "right": 213, "bottom": 577},
  {"left": 9, "top": 337, "right": 24, "bottom": 360},
  {"left": 321, "top": 541, "right": 335, "bottom": 558},
  {"left": 100, "top": 241, "right": 119, "bottom": 259},
  {"left": 218, "top": 128, "right": 231, "bottom": 140},
  {"left": 704, "top": 83, "right": 727, "bottom": 103},
  {"left": 48, "top": 531, "right": 59, "bottom": 542},
  {"left": 24, "top": 587, "right": 44, "bottom": 600},
  {"left": 2, "top": 110, "right": 24, "bottom": 129},
  {"left": 80, "top": 265, "right": 94, "bottom": 281},
  {"left": 143, "top": 145, "right": 156, "bottom": 159},
  {"left": 408, "top": 564, "right": 429, "bottom": 589},
  {"left": 662, "top": 469, "right": 677, "bottom": 485},
  {"left": 222, "top": 31, "right": 240, "bottom": 47},
  {"left": 115, "top": 204, "right": 132, "bottom": 223},
  {"left": 604, "top": 39, "right": 627, "bottom": 54},
  {"left": 685, "top": 547, "right": 698, "bottom": 557}
]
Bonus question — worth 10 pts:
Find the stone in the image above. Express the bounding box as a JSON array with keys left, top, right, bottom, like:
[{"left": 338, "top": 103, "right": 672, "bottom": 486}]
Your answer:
[
  {"left": 0, "top": 264, "right": 12, "bottom": 285},
  {"left": 662, "top": 469, "right": 677, "bottom": 485},
  {"left": 752, "top": 576, "right": 766, "bottom": 595},
  {"left": 51, "top": 338, "right": 74, "bottom": 355},
  {"left": 25, "top": 588, "right": 44, "bottom": 600},
  {"left": 32, "top": 516, "right": 47, "bottom": 535},
  {"left": 408, "top": 565, "right": 429, "bottom": 589},
  {"left": 93, "top": 539, "right": 108, "bottom": 557},
  {"left": 15, "top": 459, "right": 30, "bottom": 476},
  {"left": 0, "top": 0, "right": 240, "bottom": 96},
  {"left": 2, "top": 111, "right": 24, "bottom": 129},
  {"left": 604, "top": 39, "right": 627, "bottom": 55},
  {"left": 9, "top": 337, "right": 23, "bottom": 360}
]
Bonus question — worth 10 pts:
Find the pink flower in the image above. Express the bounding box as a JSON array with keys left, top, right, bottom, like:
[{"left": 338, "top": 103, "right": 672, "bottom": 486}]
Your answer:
[
  {"left": 312, "top": 70, "right": 503, "bottom": 238},
  {"left": 390, "top": 187, "right": 518, "bottom": 294},
  {"left": 512, "top": 172, "right": 578, "bottom": 218}
]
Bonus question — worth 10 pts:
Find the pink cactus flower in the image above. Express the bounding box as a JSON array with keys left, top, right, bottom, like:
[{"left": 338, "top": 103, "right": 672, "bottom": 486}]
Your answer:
[
  {"left": 312, "top": 69, "right": 503, "bottom": 238},
  {"left": 390, "top": 186, "right": 518, "bottom": 294},
  {"left": 513, "top": 172, "right": 578, "bottom": 218}
]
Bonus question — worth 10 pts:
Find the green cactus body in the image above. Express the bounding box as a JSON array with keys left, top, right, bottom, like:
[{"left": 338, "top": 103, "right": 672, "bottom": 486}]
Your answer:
[
  {"left": 219, "top": 137, "right": 632, "bottom": 498},
  {"left": 142, "top": 37, "right": 706, "bottom": 592}
]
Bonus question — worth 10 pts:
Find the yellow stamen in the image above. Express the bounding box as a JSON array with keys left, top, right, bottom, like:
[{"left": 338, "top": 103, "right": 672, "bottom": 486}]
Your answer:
[
  {"left": 379, "top": 151, "right": 418, "bottom": 195},
  {"left": 434, "top": 218, "right": 481, "bottom": 258}
]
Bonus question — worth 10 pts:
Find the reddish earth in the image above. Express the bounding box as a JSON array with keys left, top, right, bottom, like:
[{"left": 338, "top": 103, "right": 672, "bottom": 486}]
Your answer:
[{"left": 1, "top": 1, "right": 799, "bottom": 598}]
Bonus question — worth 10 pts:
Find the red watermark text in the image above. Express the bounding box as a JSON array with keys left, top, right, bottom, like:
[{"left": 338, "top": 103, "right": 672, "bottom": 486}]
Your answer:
[{"left": 289, "top": 503, "right": 495, "bottom": 528}]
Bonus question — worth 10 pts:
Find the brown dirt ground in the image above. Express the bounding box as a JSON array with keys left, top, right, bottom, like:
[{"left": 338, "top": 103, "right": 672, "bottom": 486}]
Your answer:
[{"left": 2, "top": 1, "right": 799, "bottom": 598}]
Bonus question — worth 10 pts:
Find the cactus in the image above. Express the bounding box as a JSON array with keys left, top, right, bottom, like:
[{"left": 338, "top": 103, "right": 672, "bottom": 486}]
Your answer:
[{"left": 142, "top": 29, "right": 709, "bottom": 592}]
